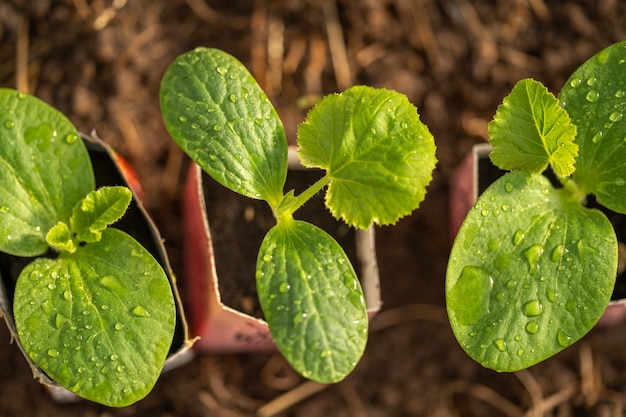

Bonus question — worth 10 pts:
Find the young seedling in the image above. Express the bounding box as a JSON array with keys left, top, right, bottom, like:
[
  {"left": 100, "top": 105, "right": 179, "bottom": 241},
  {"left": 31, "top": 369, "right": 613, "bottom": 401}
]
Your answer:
[
  {"left": 447, "top": 40, "right": 626, "bottom": 371},
  {"left": 0, "top": 89, "right": 176, "bottom": 406},
  {"left": 160, "top": 47, "right": 437, "bottom": 382}
]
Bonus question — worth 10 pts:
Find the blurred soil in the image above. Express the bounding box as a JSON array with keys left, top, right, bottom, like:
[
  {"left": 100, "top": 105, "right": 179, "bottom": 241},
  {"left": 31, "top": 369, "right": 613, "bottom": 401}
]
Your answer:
[{"left": 1, "top": 0, "right": 626, "bottom": 416}]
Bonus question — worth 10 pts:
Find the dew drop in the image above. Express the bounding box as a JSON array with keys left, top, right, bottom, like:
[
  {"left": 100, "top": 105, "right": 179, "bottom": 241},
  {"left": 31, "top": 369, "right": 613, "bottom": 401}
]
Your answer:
[
  {"left": 494, "top": 254, "right": 513, "bottom": 271},
  {"left": 565, "top": 299, "right": 576, "bottom": 312},
  {"left": 523, "top": 244, "right": 544, "bottom": 275},
  {"left": 525, "top": 321, "right": 539, "bottom": 334},
  {"left": 114, "top": 323, "right": 124, "bottom": 331},
  {"left": 132, "top": 305, "right": 150, "bottom": 317},
  {"left": 487, "top": 239, "right": 500, "bottom": 252},
  {"left": 254, "top": 118, "right": 265, "bottom": 128},
  {"left": 179, "top": 115, "right": 187, "bottom": 123},
  {"left": 100, "top": 275, "right": 126, "bottom": 296},
  {"left": 517, "top": 348, "right": 524, "bottom": 356},
  {"left": 576, "top": 238, "right": 596, "bottom": 260},
  {"left": 546, "top": 288, "right": 558, "bottom": 303},
  {"left": 523, "top": 299, "right": 543, "bottom": 317},
  {"left": 609, "top": 111, "right": 623, "bottom": 122},
  {"left": 512, "top": 229, "right": 525, "bottom": 245},
  {"left": 586, "top": 76, "right": 598, "bottom": 86},
  {"left": 569, "top": 78, "right": 582, "bottom": 88},
  {"left": 586, "top": 90, "right": 600, "bottom": 103},
  {"left": 320, "top": 349, "right": 331, "bottom": 358},
  {"left": 448, "top": 266, "right": 493, "bottom": 325},
  {"left": 504, "top": 182, "right": 514, "bottom": 193},
  {"left": 110, "top": 354, "right": 119, "bottom": 361},
  {"left": 493, "top": 338, "right": 507, "bottom": 352},
  {"left": 262, "top": 253, "right": 272, "bottom": 262},
  {"left": 47, "top": 349, "right": 60, "bottom": 358},
  {"left": 229, "top": 94, "right": 238, "bottom": 103},
  {"left": 278, "top": 282, "right": 290, "bottom": 293},
  {"left": 616, "top": 90, "right": 625, "bottom": 98},
  {"left": 551, "top": 244, "right": 566, "bottom": 262},
  {"left": 64, "top": 133, "right": 78, "bottom": 144},
  {"left": 4, "top": 120, "right": 15, "bottom": 129},
  {"left": 592, "top": 131, "right": 603, "bottom": 143},
  {"left": 557, "top": 329, "right": 571, "bottom": 347},
  {"left": 216, "top": 66, "right": 228, "bottom": 75},
  {"left": 255, "top": 270, "right": 264, "bottom": 279},
  {"left": 0, "top": 205, "right": 9, "bottom": 214}
]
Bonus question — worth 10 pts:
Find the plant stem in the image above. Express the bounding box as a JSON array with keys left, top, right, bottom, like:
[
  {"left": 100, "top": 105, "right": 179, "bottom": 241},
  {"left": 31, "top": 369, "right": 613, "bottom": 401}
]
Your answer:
[{"left": 274, "top": 174, "right": 332, "bottom": 221}]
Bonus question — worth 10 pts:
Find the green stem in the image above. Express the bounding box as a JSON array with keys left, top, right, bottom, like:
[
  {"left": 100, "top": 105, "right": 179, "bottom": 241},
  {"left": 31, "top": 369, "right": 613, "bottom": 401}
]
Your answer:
[{"left": 274, "top": 174, "right": 332, "bottom": 221}]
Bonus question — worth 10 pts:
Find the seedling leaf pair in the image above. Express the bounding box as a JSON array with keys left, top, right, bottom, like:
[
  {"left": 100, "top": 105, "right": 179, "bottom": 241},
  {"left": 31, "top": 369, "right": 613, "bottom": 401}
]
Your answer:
[
  {"left": 0, "top": 89, "right": 176, "bottom": 407},
  {"left": 160, "top": 47, "right": 436, "bottom": 383},
  {"left": 447, "top": 40, "right": 626, "bottom": 372}
]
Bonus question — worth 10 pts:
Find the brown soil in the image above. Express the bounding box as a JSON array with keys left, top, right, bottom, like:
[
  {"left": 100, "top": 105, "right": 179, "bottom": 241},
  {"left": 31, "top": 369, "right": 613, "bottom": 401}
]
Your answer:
[{"left": 2, "top": 0, "right": 626, "bottom": 416}]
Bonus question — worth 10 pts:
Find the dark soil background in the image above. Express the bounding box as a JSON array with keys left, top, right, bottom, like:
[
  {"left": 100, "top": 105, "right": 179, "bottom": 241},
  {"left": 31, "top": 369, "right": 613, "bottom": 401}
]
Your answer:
[{"left": 1, "top": 0, "right": 626, "bottom": 416}]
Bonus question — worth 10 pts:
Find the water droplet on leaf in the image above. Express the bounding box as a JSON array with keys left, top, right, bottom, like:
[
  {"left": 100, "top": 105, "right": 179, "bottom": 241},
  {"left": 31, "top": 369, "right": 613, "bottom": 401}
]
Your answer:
[
  {"left": 64, "top": 133, "right": 78, "bottom": 144},
  {"left": 609, "top": 111, "right": 623, "bottom": 122},
  {"left": 557, "top": 329, "right": 571, "bottom": 347},
  {"left": 586, "top": 90, "right": 600, "bottom": 102},
  {"left": 525, "top": 321, "right": 539, "bottom": 334},
  {"left": 523, "top": 244, "right": 544, "bottom": 275},
  {"left": 494, "top": 339, "right": 507, "bottom": 352},
  {"left": 449, "top": 266, "right": 493, "bottom": 325},
  {"left": 523, "top": 299, "right": 543, "bottom": 317},
  {"left": 132, "top": 305, "right": 150, "bottom": 317}
]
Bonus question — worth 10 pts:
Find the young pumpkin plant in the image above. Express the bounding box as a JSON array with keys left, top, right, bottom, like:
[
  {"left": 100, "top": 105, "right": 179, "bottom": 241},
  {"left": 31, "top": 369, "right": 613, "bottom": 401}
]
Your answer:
[
  {"left": 160, "top": 47, "right": 437, "bottom": 382},
  {"left": 0, "top": 89, "right": 176, "bottom": 406},
  {"left": 447, "top": 40, "right": 626, "bottom": 371}
]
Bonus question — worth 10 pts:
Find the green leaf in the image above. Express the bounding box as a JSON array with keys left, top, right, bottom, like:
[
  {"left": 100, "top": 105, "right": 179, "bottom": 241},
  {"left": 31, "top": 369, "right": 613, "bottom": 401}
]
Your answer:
[
  {"left": 297, "top": 86, "right": 436, "bottom": 228},
  {"left": 256, "top": 220, "right": 368, "bottom": 383},
  {"left": 560, "top": 40, "right": 626, "bottom": 213},
  {"left": 446, "top": 171, "right": 616, "bottom": 372},
  {"left": 489, "top": 79, "right": 578, "bottom": 177},
  {"left": 71, "top": 186, "right": 132, "bottom": 243},
  {"left": 46, "top": 222, "right": 76, "bottom": 253},
  {"left": 14, "top": 228, "right": 176, "bottom": 407},
  {"left": 160, "top": 47, "right": 288, "bottom": 207},
  {"left": 0, "top": 88, "right": 94, "bottom": 256}
]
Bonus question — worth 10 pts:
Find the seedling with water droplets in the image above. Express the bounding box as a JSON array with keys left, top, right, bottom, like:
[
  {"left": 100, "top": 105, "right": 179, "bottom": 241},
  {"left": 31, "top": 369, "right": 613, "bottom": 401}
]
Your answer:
[
  {"left": 160, "top": 47, "right": 437, "bottom": 383},
  {"left": 447, "top": 40, "right": 626, "bottom": 372},
  {"left": 0, "top": 88, "right": 177, "bottom": 407}
]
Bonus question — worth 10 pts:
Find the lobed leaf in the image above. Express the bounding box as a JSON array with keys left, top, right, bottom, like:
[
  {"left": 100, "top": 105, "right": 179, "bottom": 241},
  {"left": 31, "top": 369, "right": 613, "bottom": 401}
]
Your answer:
[
  {"left": 560, "top": 40, "right": 626, "bottom": 214},
  {"left": 14, "top": 228, "right": 176, "bottom": 407},
  {"left": 447, "top": 171, "right": 616, "bottom": 372},
  {"left": 70, "top": 186, "right": 133, "bottom": 243},
  {"left": 297, "top": 86, "right": 436, "bottom": 228},
  {"left": 489, "top": 79, "right": 578, "bottom": 177},
  {"left": 0, "top": 88, "right": 94, "bottom": 256},
  {"left": 256, "top": 220, "right": 368, "bottom": 383},
  {"left": 160, "top": 48, "right": 288, "bottom": 207}
]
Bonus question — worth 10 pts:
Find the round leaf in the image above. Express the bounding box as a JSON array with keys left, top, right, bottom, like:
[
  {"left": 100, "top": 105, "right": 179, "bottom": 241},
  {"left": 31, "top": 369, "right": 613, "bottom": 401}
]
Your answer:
[
  {"left": 560, "top": 40, "right": 626, "bottom": 213},
  {"left": 160, "top": 48, "right": 288, "bottom": 206},
  {"left": 0, "top": 88, "right": 94, "bottom": 256},
  {"left": 297, "top": 86, "right": 436, "bottom": 228},
  {"left": 489, "top": 79, "right": 577, "bottom": 177},
  {"left": 256, "top": 220, "right": 368, "bottom": 383},
  {"left": 447, "top": 171, "right": 616, "bottom": 372},
  {"left": 14, "top": 228, "right": 176, "bottom": 407}
]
